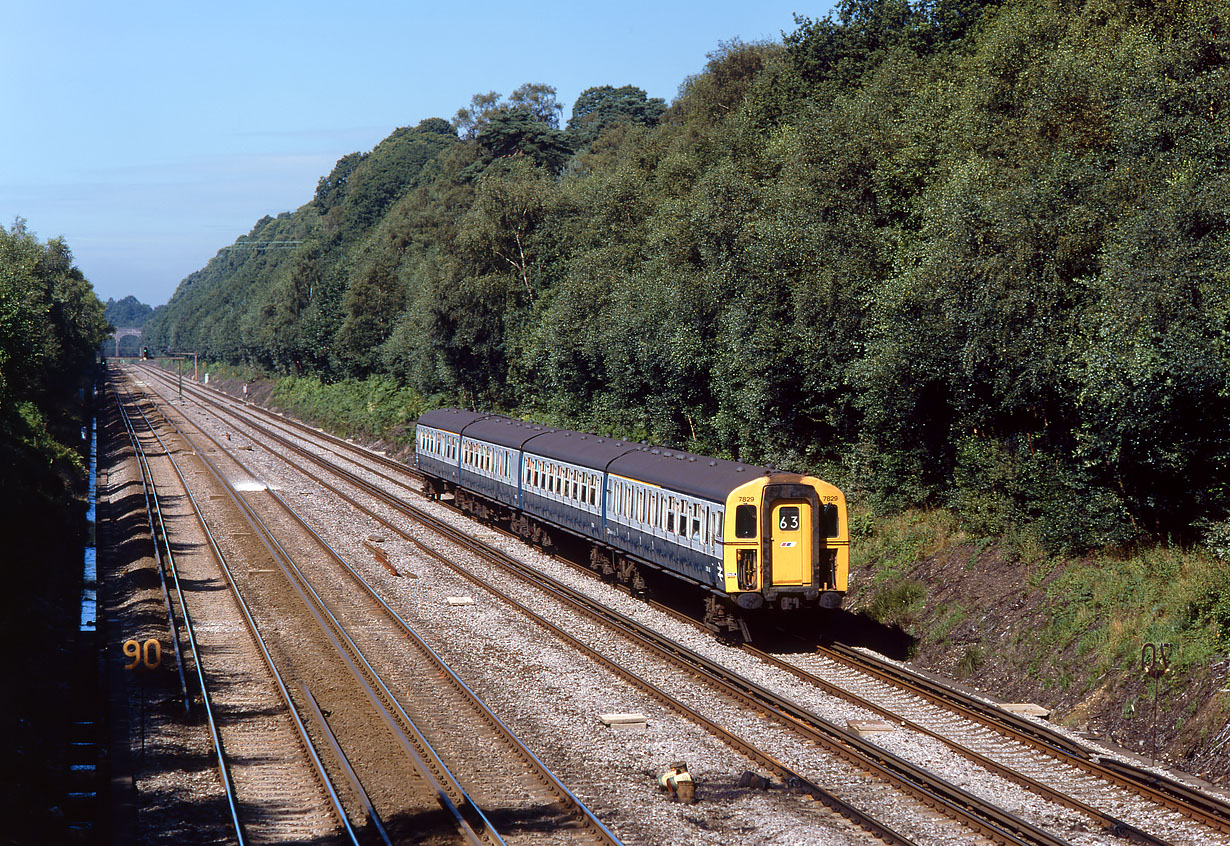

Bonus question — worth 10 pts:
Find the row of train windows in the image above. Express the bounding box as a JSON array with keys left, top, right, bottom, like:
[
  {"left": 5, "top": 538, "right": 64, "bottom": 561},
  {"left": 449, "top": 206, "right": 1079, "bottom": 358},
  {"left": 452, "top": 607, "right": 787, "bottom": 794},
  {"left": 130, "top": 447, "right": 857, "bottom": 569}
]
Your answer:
[
  {"left": 611, "top": 481, "right": 715, "bottom": 545},
  {"left": 420, "top": 429, "right": 457, "bottom": 460},
  {"left": 463, "top": 440, "right": 511, "bottom": 478},
  {"left": 524, "top": 457, "right": 600, "bottom": 507}
]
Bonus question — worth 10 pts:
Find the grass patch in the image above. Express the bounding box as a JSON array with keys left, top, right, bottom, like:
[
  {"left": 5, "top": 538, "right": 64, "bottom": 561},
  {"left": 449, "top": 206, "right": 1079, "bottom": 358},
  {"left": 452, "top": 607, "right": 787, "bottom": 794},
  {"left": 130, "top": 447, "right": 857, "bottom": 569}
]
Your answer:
[
  {"left": 850, "top": 506, "right": 961, "bottom": 586},
  {"left": 865, "top": 579, "right": 927, "bottom": 628},
  {"left": 956, "top": 644, "right": 984, "bottom": 677}
]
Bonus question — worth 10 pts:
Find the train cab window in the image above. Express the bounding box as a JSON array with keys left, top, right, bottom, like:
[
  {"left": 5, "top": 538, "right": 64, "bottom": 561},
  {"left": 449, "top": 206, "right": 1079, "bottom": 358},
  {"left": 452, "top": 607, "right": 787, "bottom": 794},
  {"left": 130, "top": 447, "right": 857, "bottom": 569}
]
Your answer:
[
  {"left": 823, "top": 503, "right": 840, "bottom": 537},
  {"left": 735, "top": 504, "right": 757, "bottom": 539}
]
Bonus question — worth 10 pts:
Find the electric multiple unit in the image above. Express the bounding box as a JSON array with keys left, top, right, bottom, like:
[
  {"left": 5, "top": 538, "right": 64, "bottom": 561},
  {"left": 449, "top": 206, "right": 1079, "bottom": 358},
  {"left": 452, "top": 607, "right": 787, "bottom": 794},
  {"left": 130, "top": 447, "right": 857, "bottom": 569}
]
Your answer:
[{"left": 415, "top": 408, "right": 848, "bottom": 635}]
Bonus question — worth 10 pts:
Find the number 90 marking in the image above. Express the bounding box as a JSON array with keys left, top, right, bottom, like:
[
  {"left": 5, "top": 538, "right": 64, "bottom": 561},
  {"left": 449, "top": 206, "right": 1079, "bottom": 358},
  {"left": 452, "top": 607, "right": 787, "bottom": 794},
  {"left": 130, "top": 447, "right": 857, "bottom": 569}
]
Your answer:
[{"left": 123, "top": 638, "right": 162, "bottom": 670}]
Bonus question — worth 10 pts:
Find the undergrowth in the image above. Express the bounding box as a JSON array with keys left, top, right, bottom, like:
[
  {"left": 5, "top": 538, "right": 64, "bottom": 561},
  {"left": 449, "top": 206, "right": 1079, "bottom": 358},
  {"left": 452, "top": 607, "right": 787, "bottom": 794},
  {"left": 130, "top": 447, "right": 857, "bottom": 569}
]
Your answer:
[
  {"left": 184, "top": 361, "right": 428, "bottom": 447},
  {"left": 270, "top": 374, "right": 426, "bottom": 446}
]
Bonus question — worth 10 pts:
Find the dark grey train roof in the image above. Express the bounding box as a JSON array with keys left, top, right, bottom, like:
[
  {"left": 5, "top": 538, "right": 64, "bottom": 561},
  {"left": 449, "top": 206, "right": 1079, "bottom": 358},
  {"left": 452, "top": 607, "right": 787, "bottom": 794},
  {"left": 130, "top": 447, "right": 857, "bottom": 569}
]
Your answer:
[
  {"left": 462, "top": 416, "right": 556, "bottom": 450},
  {"left": 417, "top": 408, "right": 494, "bottom": 433},
  {"left": 607, "top": 448, "right": 769, "bottom": 503},
  {"left": 522, "top": 429, "right": 642, "bottom": 468},
  {"left": 417, "top": 408, "right": 772, "bottom": 503}
]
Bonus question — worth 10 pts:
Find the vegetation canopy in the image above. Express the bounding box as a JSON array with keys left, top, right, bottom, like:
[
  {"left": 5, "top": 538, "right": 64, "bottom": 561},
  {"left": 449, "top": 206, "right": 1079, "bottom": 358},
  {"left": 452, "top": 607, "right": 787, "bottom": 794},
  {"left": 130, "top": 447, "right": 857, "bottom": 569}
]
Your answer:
[{"left": 145, "top": 0, "right": 1230, "bottom": 555}]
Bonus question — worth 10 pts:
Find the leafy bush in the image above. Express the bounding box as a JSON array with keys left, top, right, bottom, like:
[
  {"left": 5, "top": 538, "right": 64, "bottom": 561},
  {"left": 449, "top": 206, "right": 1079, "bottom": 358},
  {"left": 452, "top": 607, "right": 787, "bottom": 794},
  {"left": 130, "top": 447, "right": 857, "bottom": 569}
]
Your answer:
[{"left": 271, "top": 374, "right": 425, "bottom": 446}]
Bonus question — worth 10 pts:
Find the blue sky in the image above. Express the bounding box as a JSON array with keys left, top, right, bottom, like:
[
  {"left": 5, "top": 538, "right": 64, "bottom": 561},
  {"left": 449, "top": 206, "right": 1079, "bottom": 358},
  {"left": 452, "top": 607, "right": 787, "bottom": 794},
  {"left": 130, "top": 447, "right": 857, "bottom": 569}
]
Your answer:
[{"left": 1, "top": 1, "right": 833, "bottom": 307}]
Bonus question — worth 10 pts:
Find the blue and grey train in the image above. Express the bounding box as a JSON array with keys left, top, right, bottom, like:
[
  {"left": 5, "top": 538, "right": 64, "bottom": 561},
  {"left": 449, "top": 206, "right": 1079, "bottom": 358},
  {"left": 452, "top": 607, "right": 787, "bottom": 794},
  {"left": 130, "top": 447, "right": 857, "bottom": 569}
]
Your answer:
[{"left": 415, "top": 408, "right": 848, "bottom": 635}]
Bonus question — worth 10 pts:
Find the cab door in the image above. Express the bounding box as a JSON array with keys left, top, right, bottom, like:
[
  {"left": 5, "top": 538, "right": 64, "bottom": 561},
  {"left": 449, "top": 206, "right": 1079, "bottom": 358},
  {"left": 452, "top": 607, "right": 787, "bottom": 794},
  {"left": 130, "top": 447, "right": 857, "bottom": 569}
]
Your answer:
[{"left": 769, "top": 500, "right": 811, "bottom": 585}]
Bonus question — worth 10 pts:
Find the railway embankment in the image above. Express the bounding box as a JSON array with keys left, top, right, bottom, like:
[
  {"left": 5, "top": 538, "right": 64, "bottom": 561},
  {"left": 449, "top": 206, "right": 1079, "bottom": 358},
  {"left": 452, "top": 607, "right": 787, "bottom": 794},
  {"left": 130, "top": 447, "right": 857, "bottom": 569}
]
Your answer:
[{"left": 847, "top": 507, "right": 1230, "bottom": 788}]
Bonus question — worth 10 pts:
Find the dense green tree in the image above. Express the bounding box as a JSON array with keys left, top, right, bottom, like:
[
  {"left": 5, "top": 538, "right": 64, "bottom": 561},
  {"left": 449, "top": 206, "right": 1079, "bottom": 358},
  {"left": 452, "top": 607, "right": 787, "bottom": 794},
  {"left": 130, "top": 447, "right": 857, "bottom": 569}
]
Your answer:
[
  {"left": 104, "top": 295, "right": 153, "bottom": 328},
  {"left": 473, "top": 108, "right": 573, "bottom": 173},
  {"left": 146, "top": 0, "right": 1230, "bottom": 551},
  {"left": 567, "top": 85, "right": 667, "bottom": 148}
]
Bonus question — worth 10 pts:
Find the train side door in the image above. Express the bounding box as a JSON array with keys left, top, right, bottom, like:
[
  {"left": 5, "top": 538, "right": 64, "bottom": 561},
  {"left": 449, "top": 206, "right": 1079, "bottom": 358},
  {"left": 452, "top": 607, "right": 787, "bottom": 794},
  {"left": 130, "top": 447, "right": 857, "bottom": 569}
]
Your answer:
[{"left": 769, "top": 500, "right": 811, "bottom": 585}]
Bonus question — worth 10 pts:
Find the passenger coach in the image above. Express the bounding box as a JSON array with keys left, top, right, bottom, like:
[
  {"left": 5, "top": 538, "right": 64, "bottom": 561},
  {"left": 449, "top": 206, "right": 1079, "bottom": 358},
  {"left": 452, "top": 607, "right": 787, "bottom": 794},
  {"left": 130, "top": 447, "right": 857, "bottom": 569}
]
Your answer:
[{"left": 415, "top": 408, "right": 848, "bottom": 636}]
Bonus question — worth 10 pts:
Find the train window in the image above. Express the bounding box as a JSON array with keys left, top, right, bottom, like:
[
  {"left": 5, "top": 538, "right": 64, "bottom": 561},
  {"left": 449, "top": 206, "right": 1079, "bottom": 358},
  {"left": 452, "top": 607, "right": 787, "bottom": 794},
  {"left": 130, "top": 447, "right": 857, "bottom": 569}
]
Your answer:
[
  {"left": 666, "top": 498, "right": 675, "bottom": 534},
  {"left": 735, "top": 504, "right": 757, "bottom": 538},
  {"left": 823, "top": 503, "right": 839, "bottom": 538},
  {"left": 692, "top": 504, "right": 702, "bottom": 540}
]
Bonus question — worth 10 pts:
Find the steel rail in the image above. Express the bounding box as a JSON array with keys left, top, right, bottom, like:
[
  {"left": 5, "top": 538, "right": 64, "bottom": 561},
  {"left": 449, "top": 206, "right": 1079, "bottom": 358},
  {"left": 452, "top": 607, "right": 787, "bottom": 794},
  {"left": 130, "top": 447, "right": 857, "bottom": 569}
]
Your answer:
[
  {"left": 817, "top": 640, "right": 1230, "bottom": 837},
  {"left": 742, "top": 643, "right": 1171, "bottom": 845},
  {"left": 113, "top": 375, "right": 359, "bottom": 846},
  {"left": 301, "top": 684, "right": 394, "bottom": 846},
  {"left": 111, "top": 380, "right": 246, "bottom": 842},
  {"left": 111, "top": 380, "right": 190, "bottom": 711}
]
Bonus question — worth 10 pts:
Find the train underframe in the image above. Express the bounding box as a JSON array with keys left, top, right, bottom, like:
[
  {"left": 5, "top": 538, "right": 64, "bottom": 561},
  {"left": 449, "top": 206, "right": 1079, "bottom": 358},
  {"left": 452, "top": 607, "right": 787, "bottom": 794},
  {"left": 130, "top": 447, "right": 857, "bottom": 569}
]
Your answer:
[{"left": 422, "top": 475, "right": 755, "bottom": 639}]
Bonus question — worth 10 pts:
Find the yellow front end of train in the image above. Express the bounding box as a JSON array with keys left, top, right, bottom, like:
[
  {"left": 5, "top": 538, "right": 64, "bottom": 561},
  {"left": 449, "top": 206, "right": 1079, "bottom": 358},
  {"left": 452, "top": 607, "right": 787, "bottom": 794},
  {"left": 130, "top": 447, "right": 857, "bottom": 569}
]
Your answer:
[{"left": 721, "top": 475, "right": 848, "bottom": 610}]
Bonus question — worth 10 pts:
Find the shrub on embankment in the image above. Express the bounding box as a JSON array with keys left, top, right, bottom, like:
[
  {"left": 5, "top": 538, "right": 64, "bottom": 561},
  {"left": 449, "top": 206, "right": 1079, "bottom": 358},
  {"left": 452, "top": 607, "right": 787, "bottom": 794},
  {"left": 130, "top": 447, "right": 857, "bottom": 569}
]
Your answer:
[{"left": 190, "top": 362, "right": 426, "bottom": 451}]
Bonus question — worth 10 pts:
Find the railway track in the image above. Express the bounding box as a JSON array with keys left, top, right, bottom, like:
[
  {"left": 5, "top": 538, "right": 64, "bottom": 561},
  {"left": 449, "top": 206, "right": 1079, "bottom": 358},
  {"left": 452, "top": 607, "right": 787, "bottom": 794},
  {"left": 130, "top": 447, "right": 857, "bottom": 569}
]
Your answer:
[
  {"left": 125, "top": 362, "right": 1222, "bottom": 846},
  {"left": 116, "top": 366, "right": 619, "bottom": 846},
  {"left": 111, "top": 378, "right": 352, "bottom": 843},
  {"left": 133, "top": 364, "right": 1230, "bottom": 840},
  {"left": 786, "top": 642, "right": 1230, "bottom": 836}
]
